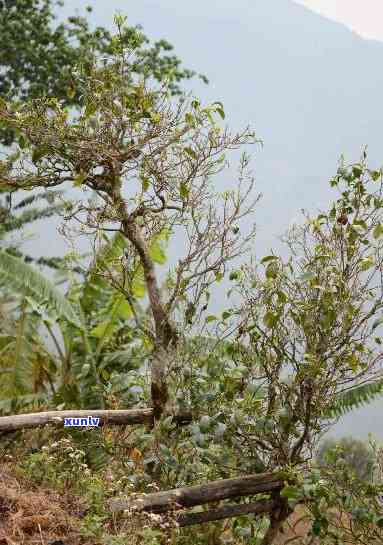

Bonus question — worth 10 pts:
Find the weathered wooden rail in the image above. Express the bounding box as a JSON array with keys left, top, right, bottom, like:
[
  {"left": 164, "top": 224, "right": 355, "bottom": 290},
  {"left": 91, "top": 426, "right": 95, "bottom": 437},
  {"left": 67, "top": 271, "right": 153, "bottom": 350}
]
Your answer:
[
  {"left": 0, "top": 409, "right": 191, "bottom": 433},
  {"left": 0, "top": 410, "right": 287, "bottom": 527},
  {"left": 109, "top": 472, "right": 285, "bottom": 526}
]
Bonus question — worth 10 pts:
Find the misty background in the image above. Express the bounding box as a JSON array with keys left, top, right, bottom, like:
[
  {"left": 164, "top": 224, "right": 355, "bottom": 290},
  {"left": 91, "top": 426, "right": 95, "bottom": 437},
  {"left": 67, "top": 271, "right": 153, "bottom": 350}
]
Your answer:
[{"left": 22, "top": 0, "right": 383, "bottom": 440}]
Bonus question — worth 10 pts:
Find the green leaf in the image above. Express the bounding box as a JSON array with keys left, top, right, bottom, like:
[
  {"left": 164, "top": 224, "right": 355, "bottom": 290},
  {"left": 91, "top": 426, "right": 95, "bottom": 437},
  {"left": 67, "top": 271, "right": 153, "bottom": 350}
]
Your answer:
[
  {"left": 260, "top": 255, "right": 278, "bottom": 264},
  {"left": 204, "top": 109, "right": 214, "bottom": 124},
  {"left": 141, "top": 176, "right": 150, "bottom": 192},
  {"left": 265, "top": 263, "right": 277, "bottom": 280},
  {"left": 81, "top": 233, "right": 128, "bottom": 312},
  {"left": 131, "top": 267, "right": 146, "bottom": 298},
  {"left": 105, "top": 292, "right": 133, "bottom": 321},
  {"left": 150, "top": 112, "right": 161, "bottom": 124},
  {"left": 359, "top": 256, "right": 375, "bottom": 271},
  {"left": 212, "top": 101, "right": 225, "bottom": 120},
  {"left": 280, "top": 485, "right": 301, "bottom": 500},
  {"left": 301, "top": 271, "right": 316, "bottom": 282},
  {"left": 191, "top": 99, "right": 200, "bottom": 110},
  {"left": 0, "top": 335, "right": 13, "bottom": 351},
  {"left": 148, "top": 231, "right": 169, "bottom": 265},
  {"left": 184, "top": 146, "right": 197, "bottom": 160},
  {"left": 73, "top": 172, "right": 87, "bottom": 187},
  {"left": 18, "top": 134, "right": 28, "bottom": 149},
  {"left": 132, "top": 279, "right": 146, "bottom": 299},
  {"left": 116, "top": 298, "right": 133, "bottom": 320},
  {"left": 352, "top": 166, "right": 363, "bottom": 178},
  {"left": 206, "top": 315, "right": 217, "bottom": 323},
  {"left": 229, "top": 271, "right": 240, "bottom": 281},
  {"left": 353, "top": 219, "right": 368, "bottom": 230},
  {"left": 312, "top": 519, "right": 322, "bottom": 536},
  {"left": 32, "top": 146, "right": 49, "bottom": 164},
  {"left": 370, "top": 169, "right": 381, "bottom": 182},
  {"left": 0, "top": 250, "right": 81, "bottom": 328},
  {"left": 179, "top": 182, "right": 189, "bottom": 200},
  {"left": 214, "top": 271, "right": 224, "bottom": 283},
  {"left": 185, "top": 112, "right": 195, "bottom": 127},
  {"left": 90, "top": 321, "right": 110, "bottom": 338},
  {"left": 263, "top": 311, "right": 278, "bottom": 329},
  {"left": 149, "top": 243, "right": 166, "bottom": 265},
  {"left": 329, "top": 177, "right": 338, "bottom": 187},
  {"left": 84, "top": 102, "right": 97, "bottom": 118},
  {"left": 91, "top": 292, "right": 133, "bottom": 353},
  {"left": 373, "top": 223, "right": 383, "bottom": 239},
  {"left": 67, "top": 86, "right": 76, "bottom": 99},
  {"left": 314, "top": 254, "right": 331, "bottom": 262},
  {"left": 114, "top": 13, "right": 128, "bottom": 26}
]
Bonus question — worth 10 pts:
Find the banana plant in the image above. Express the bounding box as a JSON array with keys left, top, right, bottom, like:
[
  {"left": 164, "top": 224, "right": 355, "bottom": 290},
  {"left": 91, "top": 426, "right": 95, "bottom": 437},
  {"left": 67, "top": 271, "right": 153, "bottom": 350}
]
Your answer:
[
  {"left": 0, "top": 293, "right": 58, "bottom": 413},
  {"left": 0, "top": 228, "right": 170, "bottom": 413}
]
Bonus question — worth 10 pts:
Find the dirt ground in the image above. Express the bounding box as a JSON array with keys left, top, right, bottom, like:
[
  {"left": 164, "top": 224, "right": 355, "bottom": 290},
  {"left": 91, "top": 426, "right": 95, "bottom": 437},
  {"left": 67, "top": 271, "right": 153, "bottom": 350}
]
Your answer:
[
  {"left": 0, "top": 465, "right": 88, "bottom": 545},
  {"left": 0, "top": 462, "right": 317, "bottom": 545}
]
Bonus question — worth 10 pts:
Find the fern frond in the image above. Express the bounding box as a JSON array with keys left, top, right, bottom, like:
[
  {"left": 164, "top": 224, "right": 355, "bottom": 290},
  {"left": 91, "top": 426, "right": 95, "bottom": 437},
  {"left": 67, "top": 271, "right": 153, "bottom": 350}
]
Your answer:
[
  {"left": 14, "top": 190, "right": 64, "bottom": 209},
  {"left": 2, "top": 204, "right": 65, "bottom": 232},
  {"left": 325, "top": 380, "right": 383, "bottom": 418},
  {"left": 6, "top": 248, "right": 83, "bottom": 273},
  {"left": 0, "top": 250, "right": 81, "bottom": 327}
]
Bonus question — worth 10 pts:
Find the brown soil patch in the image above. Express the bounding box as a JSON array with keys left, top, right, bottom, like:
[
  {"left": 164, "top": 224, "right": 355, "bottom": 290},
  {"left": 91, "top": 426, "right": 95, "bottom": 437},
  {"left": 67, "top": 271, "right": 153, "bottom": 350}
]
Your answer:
[{"left": 0, "top": 465, "right": 89, "bottom": 545}]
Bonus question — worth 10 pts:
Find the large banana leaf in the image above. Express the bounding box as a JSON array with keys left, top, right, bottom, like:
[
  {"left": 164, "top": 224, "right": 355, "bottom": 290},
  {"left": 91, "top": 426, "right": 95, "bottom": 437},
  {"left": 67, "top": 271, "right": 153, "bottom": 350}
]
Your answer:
[{"left": 0, "top": 250, "right": 81, "bottom": 328}]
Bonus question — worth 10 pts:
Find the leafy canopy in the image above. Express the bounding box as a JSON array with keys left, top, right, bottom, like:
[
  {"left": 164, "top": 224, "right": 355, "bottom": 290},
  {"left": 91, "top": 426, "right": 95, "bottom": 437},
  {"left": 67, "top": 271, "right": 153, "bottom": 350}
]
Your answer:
[{"left": 0, "top": 0, "right": 207, "bottom": 146}]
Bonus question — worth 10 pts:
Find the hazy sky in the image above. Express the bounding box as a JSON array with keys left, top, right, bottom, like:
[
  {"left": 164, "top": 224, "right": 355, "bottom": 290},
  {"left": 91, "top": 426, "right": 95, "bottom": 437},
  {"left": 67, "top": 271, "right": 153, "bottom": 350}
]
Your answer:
[
  {"left": 294, "top": 0, "right": 383, "bottom": 41},
  {"left": 48, "top": 0, "right": 383, "bottom": 440},
  {"left": 63, "top": 0, "right": 383, "bottom": 43}
]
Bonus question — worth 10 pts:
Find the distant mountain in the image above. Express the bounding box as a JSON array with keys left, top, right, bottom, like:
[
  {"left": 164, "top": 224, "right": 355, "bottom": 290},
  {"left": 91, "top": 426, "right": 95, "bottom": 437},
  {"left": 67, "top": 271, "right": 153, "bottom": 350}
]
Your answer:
[
  {"left": 103, "top": 0, "right": 383, "bottom": 440},
  {"left": 56, "top": 0, "right": 383, "bottom": 439},
  {"left": 106, "top": 0, "right": 383, "bottom": 252}
]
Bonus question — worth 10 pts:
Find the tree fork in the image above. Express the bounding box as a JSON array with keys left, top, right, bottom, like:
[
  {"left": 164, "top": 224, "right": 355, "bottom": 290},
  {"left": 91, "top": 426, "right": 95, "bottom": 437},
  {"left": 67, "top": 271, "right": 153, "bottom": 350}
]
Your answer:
[{"left": 122, "top": 219, "right": 178, "bottom": 420}]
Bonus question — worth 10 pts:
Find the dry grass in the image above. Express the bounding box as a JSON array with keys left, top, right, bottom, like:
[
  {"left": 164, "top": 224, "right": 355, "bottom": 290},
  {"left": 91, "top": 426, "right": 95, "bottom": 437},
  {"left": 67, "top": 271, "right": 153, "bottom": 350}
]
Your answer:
[{"left": 0, "top": 463, "right": 89, "bottom": 545}]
